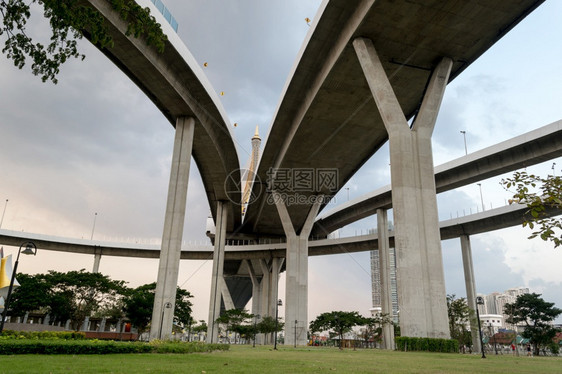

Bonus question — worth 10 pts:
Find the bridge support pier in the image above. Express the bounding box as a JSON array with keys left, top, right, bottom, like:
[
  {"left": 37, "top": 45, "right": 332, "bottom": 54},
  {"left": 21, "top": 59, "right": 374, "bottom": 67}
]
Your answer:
[
  {"left": 274, "top": 191, "right": 322, "bottom": 346},
  {"left": 460, "top": 234, "right": 481, "bottom": 353},
  {"left": 377, "top": 209, "right": 395, "bottom": 349},
  {"left": 259, "top": 258, "right": 284, "bottom": 319},
  {"left": 207, "top": 200, "right": 228, "bottom": 343},
  {"left": 150, "top": 117, "right": 195, "bottom": 341},
  {"left": 354, "top": 37, "right": 452, "bottom": 338},
  {"left": 92, "top": 246, "right": 101, "bottom": 273}
]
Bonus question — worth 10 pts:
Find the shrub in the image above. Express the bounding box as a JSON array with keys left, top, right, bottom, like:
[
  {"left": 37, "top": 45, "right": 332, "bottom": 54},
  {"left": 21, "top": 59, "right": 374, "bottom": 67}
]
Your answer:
[
  {"left": 0, "top": 339, "right": 229, "bottom": 355},
  {"left": 0, "top": 340, "right": 151, "bottom": 355},
  {"left": 395, "top": 337, "right": 458, "bottom": 353},
  {"left": 0, "top": 330, "right": 85, "bottom": 340}
]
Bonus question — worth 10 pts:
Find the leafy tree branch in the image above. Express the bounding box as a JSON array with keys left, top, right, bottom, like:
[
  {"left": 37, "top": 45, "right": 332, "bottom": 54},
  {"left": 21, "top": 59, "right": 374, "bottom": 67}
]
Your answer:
[
  {"left": 501, "top": 171, "right": 562, "bottom": 247},
  {"left": 1, "top": 0, "right": 167, "bottom": 83}
]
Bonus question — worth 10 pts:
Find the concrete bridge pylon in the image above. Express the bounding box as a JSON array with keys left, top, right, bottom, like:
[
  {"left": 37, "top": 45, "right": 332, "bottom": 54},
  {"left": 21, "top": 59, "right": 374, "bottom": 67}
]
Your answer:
[
  {"left": 150, "top": 117, "right": 195, "bottom": 341},
  {"left": 354, "top": 37, "right": 452, "bottom": 338}
]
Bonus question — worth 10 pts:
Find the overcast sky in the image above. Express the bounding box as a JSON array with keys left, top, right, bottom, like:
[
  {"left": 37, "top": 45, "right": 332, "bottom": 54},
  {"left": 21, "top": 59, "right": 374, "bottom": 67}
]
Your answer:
[{"left": 1, "top": 1, "right": 562, "bottom": 324}]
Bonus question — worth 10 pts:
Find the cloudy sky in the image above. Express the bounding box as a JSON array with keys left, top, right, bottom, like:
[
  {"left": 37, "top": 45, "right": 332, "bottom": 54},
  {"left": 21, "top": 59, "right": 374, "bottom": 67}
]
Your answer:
[{"left": 1, "top": 1, "right": 562, "bottom": 324}]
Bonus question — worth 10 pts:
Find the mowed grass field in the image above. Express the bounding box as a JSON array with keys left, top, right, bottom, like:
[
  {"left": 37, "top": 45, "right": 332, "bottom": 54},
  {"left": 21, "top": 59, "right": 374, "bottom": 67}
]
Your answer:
[{"left": 1, "top": 345, "right": 560, "bottom": 374}]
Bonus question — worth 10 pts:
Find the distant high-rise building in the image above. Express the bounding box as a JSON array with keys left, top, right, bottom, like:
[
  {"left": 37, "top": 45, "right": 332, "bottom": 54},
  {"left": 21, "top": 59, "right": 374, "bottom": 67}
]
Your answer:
[
  {"left": 370, "top": 223, "right": 398, "bottom": 322},
  {"left": 477, "top": 287, "right": 530, "bottom": 329}
]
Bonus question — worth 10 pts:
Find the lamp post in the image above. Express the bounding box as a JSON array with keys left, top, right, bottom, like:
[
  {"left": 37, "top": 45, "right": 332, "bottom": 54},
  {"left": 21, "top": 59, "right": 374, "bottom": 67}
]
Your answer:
[
  {"left": 90, "top": 212, "right": 98, "bottom": 240},
  {"left": 475, "top": 296, "right": 486, "bottom": 359},
  {"left": 460, "top": 130, "right": 467, "bottom": 155},
  {"left": 0, "top": 199, "right": 7, "bottom": 229},
  {"left": 253, "top": 314, "right": 260, "bottom": 348},
  {"left": 274, "top": 299, "right": 282, "bottom": 350},
  {"left": 159, "top": 302, "right": 172, "bottom": 339},
  {"left": 489, "top": 323, "right": 498, "bottom": 355},
  {"left": 0, "top": 241, "right": 37, "bottom": 333},
  {"left": 477, "top": 183, "right": 485, "bottom": 211},
  {"left": 294, "top": 319, "right": 298, "bottom": 348}
]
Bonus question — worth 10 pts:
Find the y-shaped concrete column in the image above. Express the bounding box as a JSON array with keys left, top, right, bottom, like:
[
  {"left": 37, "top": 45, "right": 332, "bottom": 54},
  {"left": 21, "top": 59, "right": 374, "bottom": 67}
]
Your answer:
[
  {"left": 260, "top": 258, "right": 284, "bottom": 317},
  {"left": 246, "top": 260, "right": 262, "bottom": 317},
  {"left": 245, "top": 258, "right": 283, "bottom": 344},
  {"left": 354, "top": 37, "right": 452, "bottom": 338},
  {"left": 274, "top": 192, "right": 322, "bottom": 346},
  {"left": 377, "top": 209, "right": 395, "bottom": 349},
  {"left": 150, "top": 117, "right": 195, "bottom": 340},
  {"left": 207, "top": 200, "right": 228, "bottom": 343},
  {"left": 246, "top": 260, "right": 263, "bottom": 343},
  {"left": 260, "top": 258, "right": 284, "bottom": 344},
  {"left": 219, "top": 276, "right": 235, "bottom": 310},
  {"left": 460, "top": 234, "right": 481, "bottom": 352}
]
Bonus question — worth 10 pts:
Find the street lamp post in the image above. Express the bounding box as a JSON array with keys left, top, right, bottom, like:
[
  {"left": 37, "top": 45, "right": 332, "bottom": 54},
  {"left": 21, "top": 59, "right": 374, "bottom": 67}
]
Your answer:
[
  {"left": 475, "top": 296, "right": 486, "bottom": 359},
  {"left": 0, "top": 241, "right": 37, "bottom": 333},
  {"left": 253, "top": 314, "right": 260, "bottom": 348},
  {"left": 159, "top": 302, "right": 172, "bottom": 339},
  {"left": 489, "top": 324, "right": 498, "bottom": 355},
  {"left": 90, "top": 212, "right": 98, "bottom": 240},
  {"left": 294, "top": 319, "right": 298, "bottom": 348},
  {"left": 0, "top": 199, "right": 8, "bottom": 229},
  {"left": 477, "top": 183, "right": 485, "bottom": 211},
  {"left": 274, "top": 299, "right": 282, "bottom": 350},
  {"left": 460, "top": 131, "right": 467, "bottom": 155}
]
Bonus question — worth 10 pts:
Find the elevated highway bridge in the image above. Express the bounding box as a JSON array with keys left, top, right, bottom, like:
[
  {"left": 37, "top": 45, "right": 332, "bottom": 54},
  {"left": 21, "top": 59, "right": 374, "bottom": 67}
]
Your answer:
[{"left": 4, "top": 0, "right": 549, "bottom": 345}]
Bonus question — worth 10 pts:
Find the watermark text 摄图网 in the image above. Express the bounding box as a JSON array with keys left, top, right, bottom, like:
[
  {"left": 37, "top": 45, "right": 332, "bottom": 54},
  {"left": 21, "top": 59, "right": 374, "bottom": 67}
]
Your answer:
[
  {"left": 266, "top": 168, "right": 338, "bottom": 194},
  {"left": 265, "top": 167, "right": 338, "bottom": 205}
]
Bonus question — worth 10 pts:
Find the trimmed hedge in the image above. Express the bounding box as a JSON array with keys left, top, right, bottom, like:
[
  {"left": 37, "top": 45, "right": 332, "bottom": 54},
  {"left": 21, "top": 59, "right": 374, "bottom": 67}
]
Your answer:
[
  {"left": 395, "top": 337, "right": 459, "bottom": 353},
  {"left": 0, "top": 339, "right": 229, "bottom": 355},
  {"left": 0, "top": 330, "right": 85, "bottom": 340}
]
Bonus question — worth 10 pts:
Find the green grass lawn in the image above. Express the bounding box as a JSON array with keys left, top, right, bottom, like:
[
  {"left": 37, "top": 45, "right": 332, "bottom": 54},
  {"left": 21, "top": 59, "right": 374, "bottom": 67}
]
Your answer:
[{"left": 1, "top": 345, "right": 560, "bottom": 374}]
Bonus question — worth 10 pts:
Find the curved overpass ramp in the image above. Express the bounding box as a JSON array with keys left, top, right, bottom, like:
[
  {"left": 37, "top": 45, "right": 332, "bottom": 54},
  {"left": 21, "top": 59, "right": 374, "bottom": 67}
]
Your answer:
[
  {"left": 313, "top": 120, "right": 562, "bottom": 236},
  {"left": 82, "top": 0, "right": 241, "bottom": 229}
]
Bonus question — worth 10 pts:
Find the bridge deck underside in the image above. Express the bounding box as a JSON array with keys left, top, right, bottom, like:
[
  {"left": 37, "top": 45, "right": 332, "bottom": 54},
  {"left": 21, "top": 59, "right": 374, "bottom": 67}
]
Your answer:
[{"left": 241, "top": 0, "right": 543, "bottom": 238}]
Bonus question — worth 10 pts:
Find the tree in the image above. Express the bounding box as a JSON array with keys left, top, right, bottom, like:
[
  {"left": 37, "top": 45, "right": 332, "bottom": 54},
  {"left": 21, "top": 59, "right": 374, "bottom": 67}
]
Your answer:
[
  {"left": 10, "top": 270, "right": 127, "bottom": 328},
  {"left": 46, "top": 270, "right": 127, "bottom": 330},
  {"left": 122, "top": 282, "right": 193, "bottom": 337},
  {"left": 191, "top": 320, "right": 207, "bottom": 341},
  {"left": 1, "top": 0, "right": 167, "bottom": 83},
  {"left": 8, "top": 273, "right": 51, "bottom": 317},
  {"left": 360, "top": 313, "right": 393, "bottom": 348},
  {"left": 215, "top": 309, "right": 253, "bottom": 344},
  {"left": 501, "top": 171, "right": 562, "bottom": 247},
  {"left": 504, "top": 293, "right": 562, "bottom": 356},
  {"left": 309, "top": 311, "right": 367, "bottom": 350},
  {"left": 447, "top": 294, "right": 473, "bottom": 348},
  {"left": 256, "top": 315, "right": 284, "bottom": 345},
  {"left": 121, "top": 283, "right": 155, "bottom": 336},
  {"left": 173, "top": 287, "right": 194, "bottom": 330}
]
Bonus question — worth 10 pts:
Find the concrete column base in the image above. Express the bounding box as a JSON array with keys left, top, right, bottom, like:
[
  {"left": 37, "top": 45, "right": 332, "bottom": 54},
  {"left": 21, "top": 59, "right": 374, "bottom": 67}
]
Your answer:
[
  {"left": 377, "top": 209, "right": 395, "bottom": 349},
  {"left": 207, "top": 200, "right": 228, "bottom": 343},
  {"left": 461, "top": 234, "right": 481, "bottom": 353}
]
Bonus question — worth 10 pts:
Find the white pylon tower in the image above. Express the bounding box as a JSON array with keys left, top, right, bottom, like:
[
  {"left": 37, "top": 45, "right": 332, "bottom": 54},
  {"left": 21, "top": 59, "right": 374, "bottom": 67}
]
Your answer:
[{"left": 242, "top": 126, "right": 261, "bottom": 216}]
